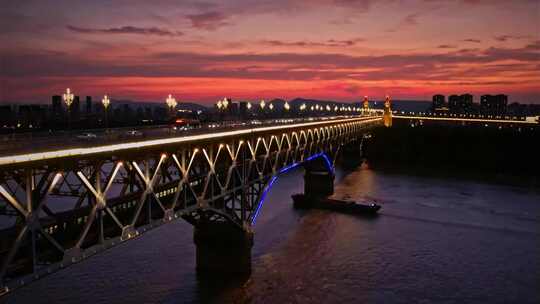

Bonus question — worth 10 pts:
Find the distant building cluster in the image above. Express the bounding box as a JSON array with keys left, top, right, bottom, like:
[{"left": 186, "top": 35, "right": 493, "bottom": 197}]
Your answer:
[
  {"left": 0, "top": 95, "right": 364, "bottom": 133},
  {"left": 431, "top": 94, "right": 539, "bottom": 116},
  {"left": 0, "top": 95, "right": 173, "bottom": 132}
]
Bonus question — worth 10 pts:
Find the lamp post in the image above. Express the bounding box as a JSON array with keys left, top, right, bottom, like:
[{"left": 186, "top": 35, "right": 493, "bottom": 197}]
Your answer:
[
  {"left": 259, "top": 100, "right": 266, "bottom": 118},
  {"left": 217, "top": 98, "right": 229, "bottom": 121},
  {"left": 102, "top": 95, "right": 110, "bottom": 132},
  {"left": 166, "top": 94, "right": 177, "bottom": 119},
  {"left": 222, "top": 97, "right": 229, "bottom": 110},
  {"left": 166, "top": 94, "right": 177, "bottom": 134},
  {"left": 63, "top": 88, "right": 74, "bottom": 132},
  {"left": 283, "top": 101, "right": 290, "bottom": 117},
  {"left": 246, "top": 101, "right": 252, "bottom": 118},
  {"left": 299, "top": 103, "right": 306, "bottom": 118}
]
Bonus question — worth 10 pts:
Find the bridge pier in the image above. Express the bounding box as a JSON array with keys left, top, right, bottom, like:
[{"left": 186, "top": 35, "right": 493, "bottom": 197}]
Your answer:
[
  {"left": 193, "top": 222, "right": 254, "bottom": 275},
  {"left": 304, "top": 157, "right": 335, "bottom": 198}
]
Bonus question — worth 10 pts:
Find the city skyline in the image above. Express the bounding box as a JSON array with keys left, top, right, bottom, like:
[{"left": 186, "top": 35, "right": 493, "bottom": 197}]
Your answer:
[{"left": 1, "top": 0, "right": 539, "bottom": 104}]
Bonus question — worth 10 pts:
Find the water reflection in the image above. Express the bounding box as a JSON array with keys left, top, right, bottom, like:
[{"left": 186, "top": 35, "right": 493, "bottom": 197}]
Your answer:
[{"left": 5, "top": 164, "right": 540, "bottom": 304}]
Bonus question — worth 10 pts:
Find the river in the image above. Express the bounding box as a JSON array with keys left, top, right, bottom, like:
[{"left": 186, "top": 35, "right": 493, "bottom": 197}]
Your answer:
[{"left": 5, "top": 164, "right": 540, "bottom": 303}]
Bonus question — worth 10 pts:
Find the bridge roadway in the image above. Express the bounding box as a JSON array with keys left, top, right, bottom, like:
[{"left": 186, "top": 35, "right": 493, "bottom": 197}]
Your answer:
[
  {"left": 0, "top": 114, "right": 382, "bottom": 295},
  {"left": 0, "top": 116, "right": 354, "bottom": 157}
]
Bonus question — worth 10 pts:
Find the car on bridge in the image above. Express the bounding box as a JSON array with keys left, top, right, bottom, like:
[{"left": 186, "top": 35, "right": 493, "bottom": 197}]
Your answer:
[
  {"left": 76, "top": 132, "right": 97, "bottom": 140},
  {"left": 125, "top": 130, "right": 144, "bottom": 137}
]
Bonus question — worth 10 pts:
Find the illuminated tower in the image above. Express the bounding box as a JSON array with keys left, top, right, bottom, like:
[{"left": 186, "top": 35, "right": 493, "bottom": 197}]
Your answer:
[
  {"left": 363, "top": 96, "right": 369, "bottom": 114},
  {"left": 383, "top": 95, "right": 392, "bottom": 127}
]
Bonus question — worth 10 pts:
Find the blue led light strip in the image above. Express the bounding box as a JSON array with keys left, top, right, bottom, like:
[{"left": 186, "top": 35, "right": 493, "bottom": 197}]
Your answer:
[{"left": 250, "top": 152, "right": 333, "bottom": 225}]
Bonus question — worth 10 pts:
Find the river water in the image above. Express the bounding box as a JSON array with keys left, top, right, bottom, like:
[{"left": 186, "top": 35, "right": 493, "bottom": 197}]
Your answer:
[{"left": 4, "top": 165, "right": 540, "bottom": 303}]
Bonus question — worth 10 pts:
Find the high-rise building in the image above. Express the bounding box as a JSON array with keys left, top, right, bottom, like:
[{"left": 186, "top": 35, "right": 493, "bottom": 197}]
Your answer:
[
  {"left": 446, "top": 94, "right": 474, "bottom": 113},
  {"left": 432, "top": 94, "right": 445, "bottom": 110},
  {"left": 481, "top": 94, "right": 507, "bottom": 115},
  {"left": 0, "top": 105, "right": 13, "bottom": 126},
  {"left": 458, "top": 94, "right": 473, "bottom": 113},
  {"left": 239, "top": 101, "right": 248, "bottom": 117},
  {"left": 52, "top": 95, "right": 63, "bottom": 117},
  {"left": 71, "top": 96, "right": 81, "bottom": 120},
  {"left": 230, "top": 102, "right": 239, "bottom": 115},
  {"left": 448, "top": 95, "right": 459, "bottom": 111},
  {"left": 85, "top": 96, "right": 92, "bottom": 114}
]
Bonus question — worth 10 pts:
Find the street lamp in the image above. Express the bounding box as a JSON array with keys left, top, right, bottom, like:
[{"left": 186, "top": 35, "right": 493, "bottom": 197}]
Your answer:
[
  {"left": 222, "top": 97, "right": 229, "bottom": 109},
  {"left": 284, "top": 101, "right": 290, "bottom": 111},
  {"left": 247, "top": 102, "right": 252, "bottom": 110},
  {"left": 63, "top": 88, "right": 74, "bottom": 132},
  {"left": 269, "top": 103, "right": 274, "bottom": 110},
  {"left": 102, "top": 95, "right": 110, "bottom": 131},
  {"left": 166, "top": 94, "right": 177, "bottom": 118},
  {"left": 260, "top": 99, "right": 266, "bottom": 110}
]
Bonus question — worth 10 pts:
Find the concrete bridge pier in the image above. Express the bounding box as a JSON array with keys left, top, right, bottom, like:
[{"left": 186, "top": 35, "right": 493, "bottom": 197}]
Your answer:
[
  {"left": 193, "top": 222, "right": 254, "bottom": 276},
  {"left": 304, "top": 158, "right": 335, "bottom": 198}
]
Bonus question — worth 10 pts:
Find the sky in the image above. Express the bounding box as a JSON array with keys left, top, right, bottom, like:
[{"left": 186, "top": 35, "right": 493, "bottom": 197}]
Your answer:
[{"left": 1, "top": 0, "right": 539, "bottom": 104}]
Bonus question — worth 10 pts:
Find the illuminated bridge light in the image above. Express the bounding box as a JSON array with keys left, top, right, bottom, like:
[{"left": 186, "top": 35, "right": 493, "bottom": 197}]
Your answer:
[
  {"left": 251, "top": 152, "right": 333, "bottom": 225},
  {"left": 393, "top": 115, "right": 536, "bottom": 125}
]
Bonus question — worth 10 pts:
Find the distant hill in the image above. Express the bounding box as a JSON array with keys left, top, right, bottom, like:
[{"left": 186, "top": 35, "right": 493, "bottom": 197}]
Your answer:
[
  {"left": 289, "top": 97, "right": 429, "bottom": 112},
  {"left": 371, "top": 100, "right": 430, "bottom": 112},
  {"left": 111, "top": 99, "right": 209, "bottom": 112},
  {"left": 289, "top": 98, "right": 341, "bottom": 106}
]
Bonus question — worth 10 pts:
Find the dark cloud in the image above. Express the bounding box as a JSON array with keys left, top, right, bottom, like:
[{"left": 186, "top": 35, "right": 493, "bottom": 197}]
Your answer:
[
  {"left": 66, "top": 25, "right": 183, "bottom": 37},
  {"left": 185, "top": 11, "right": 230, "bottom": 30},
  {"left": 524, "top": 40, "right": 540, "bottom": 50},
  {"left": 403, "top": 13, "right": 420, "bottom": 26},
  {"left": 494, "top": 34, "right": 530, "bottom": 42},
  {"left": 262, "top": 38, "right": 365, "bottom": 47},
  {"left": 463, "top": 38, "right": 481, "bottom": 43},
  {"left": 385, "top": 12, "right": 420, "bottom": 32},
  {"left": 437, "top": 45, "right": 457, "bottom": 49},
  {"left": 2, "top": 44, "right": 538, "bottom": 83}
]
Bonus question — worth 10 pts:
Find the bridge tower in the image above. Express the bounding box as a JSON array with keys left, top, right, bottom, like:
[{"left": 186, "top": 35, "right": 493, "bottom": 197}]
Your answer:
[
  {"left": 383, "top": 95, "right": 392, "bottom": 127},
  {"left": 363, "top": 95, "right": 369, "bottom": 114}
]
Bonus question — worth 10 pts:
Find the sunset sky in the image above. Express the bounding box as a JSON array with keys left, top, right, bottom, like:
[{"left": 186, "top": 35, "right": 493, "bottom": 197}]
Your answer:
[{"left": 1, "top": 0, "right": 539, "bottom": 104}]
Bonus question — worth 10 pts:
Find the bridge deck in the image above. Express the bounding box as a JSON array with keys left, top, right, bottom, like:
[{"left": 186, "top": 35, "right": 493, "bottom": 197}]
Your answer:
[{"left": 0, "top": 116, "right": 382, "bottom": 166}]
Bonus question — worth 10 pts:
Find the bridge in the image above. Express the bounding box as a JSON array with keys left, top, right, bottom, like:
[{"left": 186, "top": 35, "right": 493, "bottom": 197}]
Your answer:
[
  {"left": 2, "top": 96, "right": 537, "bottom": 296},
  {"left": 0, "top": 114, "right": 383, "bottom": 295}
]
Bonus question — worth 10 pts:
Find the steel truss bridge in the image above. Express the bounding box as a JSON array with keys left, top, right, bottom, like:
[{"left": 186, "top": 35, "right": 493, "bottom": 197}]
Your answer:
[{"left": 0, "top": 115, "right": 382, "bottom": 295}]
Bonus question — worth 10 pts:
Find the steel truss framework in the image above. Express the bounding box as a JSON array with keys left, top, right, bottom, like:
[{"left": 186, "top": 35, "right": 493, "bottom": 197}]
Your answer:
[{"left": 0, "top": 116, "right": 381, "bottom": 295}]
